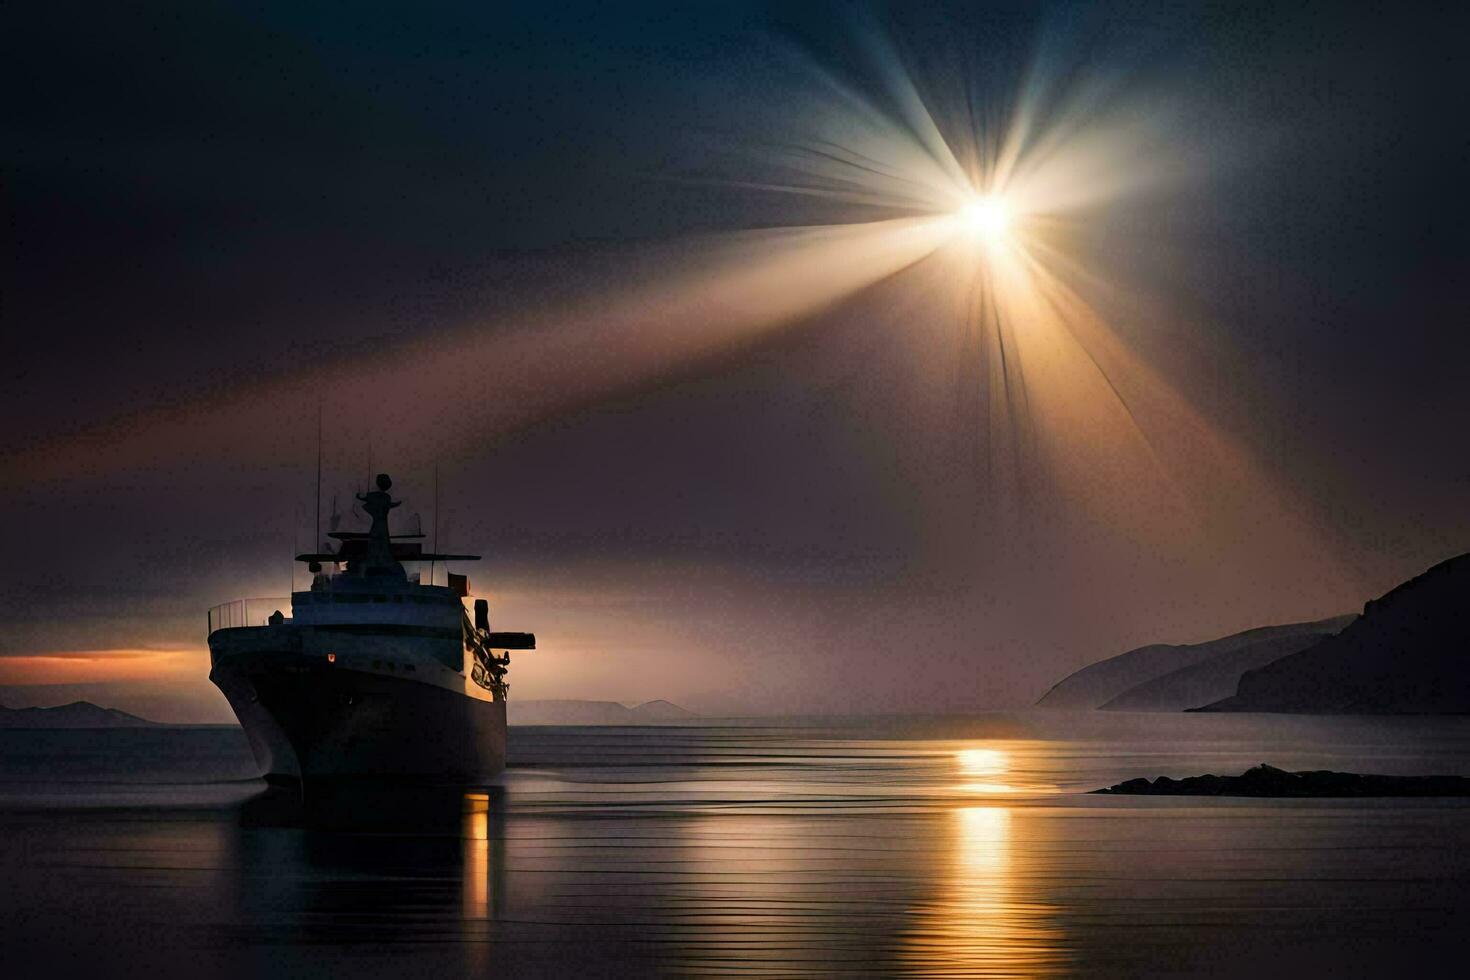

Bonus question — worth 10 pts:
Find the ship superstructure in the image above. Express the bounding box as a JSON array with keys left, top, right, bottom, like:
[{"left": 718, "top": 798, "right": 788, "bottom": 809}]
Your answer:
[{"left": 207, "top": 473, "right": 533, "bottom": 784}]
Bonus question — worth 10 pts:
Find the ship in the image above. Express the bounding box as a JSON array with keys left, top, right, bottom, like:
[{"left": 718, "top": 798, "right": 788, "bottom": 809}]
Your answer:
[{"left": 207, "top": 473, "right": 534, "bottom": 785}]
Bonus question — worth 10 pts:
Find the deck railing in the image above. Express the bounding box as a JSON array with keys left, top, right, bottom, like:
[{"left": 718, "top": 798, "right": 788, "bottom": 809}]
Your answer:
[{"left": 207, "top": 597, "right": 291, "bottom": 634}]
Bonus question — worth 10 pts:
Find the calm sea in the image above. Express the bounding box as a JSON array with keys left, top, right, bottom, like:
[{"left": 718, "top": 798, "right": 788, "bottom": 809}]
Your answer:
[{"left": 2, "top": 712, "right": 1468, "bottom": 978}]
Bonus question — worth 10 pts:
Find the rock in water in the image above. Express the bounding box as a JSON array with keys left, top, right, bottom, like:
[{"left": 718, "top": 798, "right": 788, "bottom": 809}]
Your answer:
[{"left": 1094, "top": 763, "right": 1470, "bottom": 797}]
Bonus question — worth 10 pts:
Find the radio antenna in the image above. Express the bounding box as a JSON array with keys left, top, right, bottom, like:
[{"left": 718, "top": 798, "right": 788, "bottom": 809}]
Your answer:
[
  {"left": 431, "top": 462, "right": 440, "bottom": 587},
  {"left": 314, "top": 399, "right": 323, "bottom": 552}
]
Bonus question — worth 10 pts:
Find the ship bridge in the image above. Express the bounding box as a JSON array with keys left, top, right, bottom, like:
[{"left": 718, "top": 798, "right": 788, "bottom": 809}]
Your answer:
[{"left": 207, "top": 472, "right": 534, "bottom": 699}]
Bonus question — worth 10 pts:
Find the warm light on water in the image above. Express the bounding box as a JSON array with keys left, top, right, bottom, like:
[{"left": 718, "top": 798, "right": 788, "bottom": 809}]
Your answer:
[
  {"left": 4, "top": 717, "right": 1470, "bottom": 976},
  {"left": 462, "top": 792, "right": 491, "bottom": 920},
  {"left": 901, "top": 806, "right": 1066, "bottom": 977},
  {"left": 953, "top": 743, "right": 1037, "bottom": 794},
  {"left": 957, "top": 747, "right": 1008, "bottom": 776}
]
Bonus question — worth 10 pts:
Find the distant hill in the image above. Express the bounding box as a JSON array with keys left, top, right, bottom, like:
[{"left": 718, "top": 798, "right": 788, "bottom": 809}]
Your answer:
[
  {"left": 0, "top": 701, "right": 161, "bottom": 728},
  {"left": 508, "top": 699, "right": 696, "bottom": 725},
  {"left": 1198, "top": 553, "right": 1470, "bottom": 714},
  {"left": 1100, "top": 618, "right": 1355, "bottom": 711},
  {"left": 1036, "top": 616, "right": 1354, "bottom": 710}
]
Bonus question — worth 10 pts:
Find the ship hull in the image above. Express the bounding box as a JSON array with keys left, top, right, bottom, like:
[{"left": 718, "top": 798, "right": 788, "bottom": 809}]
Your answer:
[{"left": 210, "top": 639, "right": 505, "bottom": 784}]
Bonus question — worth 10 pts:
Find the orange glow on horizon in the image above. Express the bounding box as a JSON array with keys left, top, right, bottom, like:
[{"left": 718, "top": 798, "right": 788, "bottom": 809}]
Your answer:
[{"left": 0, "top": 648, "right": 202, "bottom": 687}]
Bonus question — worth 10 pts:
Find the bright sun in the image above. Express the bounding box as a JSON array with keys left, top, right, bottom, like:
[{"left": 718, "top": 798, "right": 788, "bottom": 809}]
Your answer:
[{"left": 956, "top": 195, "right": 1013, "bottom": 246}]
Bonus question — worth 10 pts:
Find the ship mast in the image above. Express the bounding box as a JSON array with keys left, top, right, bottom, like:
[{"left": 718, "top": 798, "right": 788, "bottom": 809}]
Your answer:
[
  {"left": 314, "top": 399, "right": 322, "bottom": 554},
  {"left": 431, "top": 463, "right": 439, "bottom": 588}
]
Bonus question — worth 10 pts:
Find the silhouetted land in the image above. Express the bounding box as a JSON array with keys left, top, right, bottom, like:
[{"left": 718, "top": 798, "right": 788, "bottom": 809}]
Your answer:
[
  {"left": 0, "top": 700, "right": 159, "bottom": 728},
  {"left": 1036, "top": 617, "right": 1353, "bottom": 710},
  {"left": 1199, "top": 552, "right": 1470, "bottom": 713},
  {"left": 1039, "top": 550, "right": 1470, "bottom": 715},
  {"left": 1094, "top": 763, "right": 1470, "bottom": 797}
]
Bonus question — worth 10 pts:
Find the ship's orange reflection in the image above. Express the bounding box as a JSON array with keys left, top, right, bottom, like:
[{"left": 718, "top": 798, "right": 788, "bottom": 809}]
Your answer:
[
  {"left": 901, "top": 805, "right": 1066, "bottom": 976},
  {"left": 462, "top": 792, "right": 491, "bottom": 920}
]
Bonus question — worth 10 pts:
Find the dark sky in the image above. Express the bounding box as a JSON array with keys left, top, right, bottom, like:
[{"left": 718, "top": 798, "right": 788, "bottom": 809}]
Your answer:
[{"left": 3, "top": 1, "right": 1466, "bottom": 720}]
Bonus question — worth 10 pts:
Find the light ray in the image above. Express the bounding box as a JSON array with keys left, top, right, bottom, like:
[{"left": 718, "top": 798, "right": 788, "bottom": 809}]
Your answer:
[{"left": 5, "top": 12, "right": 1350, "bottom": 619}]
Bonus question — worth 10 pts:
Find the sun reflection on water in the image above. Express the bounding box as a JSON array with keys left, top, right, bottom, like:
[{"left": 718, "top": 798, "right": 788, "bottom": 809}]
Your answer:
[
  {"left": 955, "top": 744, "right": 1021, "bottom": 795},
  {"left": 957, "top": 747, "right": 1008, "bottom": 776},
  {"left": 900, "top": 805, "right": 1067, "bottom": 977}
]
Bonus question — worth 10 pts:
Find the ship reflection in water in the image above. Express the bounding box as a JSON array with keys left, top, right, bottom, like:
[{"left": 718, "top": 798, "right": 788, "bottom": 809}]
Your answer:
[
  {"left": 4, "top": 718, "right": 1470, "bottom": 977},
  {"left": 229, "top": 780, "right": 510, "bottom": 961},
  {"left": 213, "top": 737, "right": 1071, "bottom": 976},
  {"left": 461, "top": 792, "right": 496, "bottom": 921}
]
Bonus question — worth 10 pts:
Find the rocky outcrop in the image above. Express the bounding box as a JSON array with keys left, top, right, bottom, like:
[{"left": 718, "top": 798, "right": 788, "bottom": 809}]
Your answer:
[{"left": 1093, "top": 763, "right": 1470, "bottom": 797}]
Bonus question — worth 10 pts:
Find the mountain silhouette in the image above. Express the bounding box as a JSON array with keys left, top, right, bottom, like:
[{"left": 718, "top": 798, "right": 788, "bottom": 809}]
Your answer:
[
  {"left": 0, "top": 701, "right": 161, "bottom": 728},
  {"left": 1100, "top": 620, "right": 1354, "bottom": 711},
  {"left": 507, "top": 699, "right": 696, "bottom": 725},
  {"left": 1198, "top": 552, "right": 1470, "bottom": 713},
  {"left": 1036, "top": 616, "right": 1353, "bottom": 710}
]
